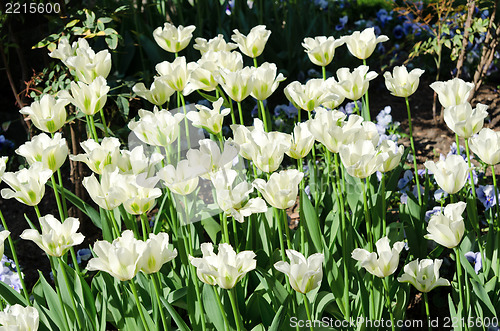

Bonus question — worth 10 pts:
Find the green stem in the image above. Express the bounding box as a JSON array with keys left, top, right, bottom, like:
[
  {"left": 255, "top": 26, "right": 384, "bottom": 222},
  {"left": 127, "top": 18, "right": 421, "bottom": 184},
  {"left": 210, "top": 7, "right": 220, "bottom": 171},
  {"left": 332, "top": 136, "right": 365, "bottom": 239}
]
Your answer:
[
  {"left": 302, "top": 293, "right": 314, "bottom": 331},
  {"left": 232, "top": 216, "right": 239, "bottom": 252},
  {"left": 55, "top": 168, "right": 68, "bottom": 219},
  {"left": 0, "top": 209, "right": 29, "bottom": 302},
  {"left": 275, "top": 208, "right": 286, "bottom": 261},
  {"left": 353, "top": 100, "right": 360, "bottom": 116},
  {"left": 228, "top": 288, "right": 243, "bottom": 331},
  {"left": 321, "top": 66, "right": 326, "bottom": 80},
  {"left": 455, "top": 248, "right": 467, "bottom": 330},
  {"left": 405, "top": 96, "right": 422, "bottom": 205},
  {"left": 140, "top": 213, "right": 150, "bottom": 240},
  {"left": 253, "top": 57, "right": 258, "bottom": 68},
  {"left": 107, "top": 210, "right": 121, "bottom": 239},
  {"left": 179, "top": 92, "right": 191, "bottom": 150},
  {"left": 58, "top": 258, "right": 83, "bottom": 329},
  {"left": 237, "top": 101, "right": 244, "bottom": 126},
  {"left": 423, "top": 292, "right": 431, "bottom": 330},
  {"left": 48, "top": 257, "right": 71, "bottom": 331},
  {"left": 381, "top": 172, "right": 387, "bottom": 237},
  {"left": 129, "top": 280, "right": 150, "bottom": 331},
  {"left": 362, "top": 58, "right": 371, "bottom": 121},
  {"left": 382, "top": 278, "right": 395, "bottom": 331},
  {"left": 229, "top": 100, "right": 237, "bottom": 126},
  {"left": 362, "top": 178, "right": 373, "bottom": 251},
  {"left": 99, "top": 108, "right": 108, "bottom": 137},
  {"left": 282, "top": 208, "right": 292, "bottom": 250},
  {"left": 491, "top": 166, "right": 500, "bottom": 227},
  {"left": 222, "top": 213, "right": 230, "bottom": 244},
  {"left": 151, "top": 273, "right": 169, "bottom": 331},
  {"left": 87, "top": 115, "right": 99, "bottom": 142},
  {"left": 259, "top": 100, "right": 270, "bottom": 132},
  {"left": 213, "top": 286, "right": 230, "bottom": 330}
]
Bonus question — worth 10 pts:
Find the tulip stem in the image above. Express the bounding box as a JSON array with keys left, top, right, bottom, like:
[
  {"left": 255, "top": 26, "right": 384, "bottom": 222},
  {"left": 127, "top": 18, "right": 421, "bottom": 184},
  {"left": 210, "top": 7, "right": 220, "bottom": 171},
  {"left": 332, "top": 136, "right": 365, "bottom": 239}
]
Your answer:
[
  {"left": 259, "top": 100, "right": 270, "bottom": 132},
  {"left": 454, "top": 248, "right": 467, "bottom": 328},
  {"left": 423, "top": 292, "right": 431, "bottom": 330},
  {"left": 0, "top": 209, "right": 29, "bottom": 303},
  {"left": 362, "top": 59, "right": 371, "bottom": 121},
  {"left": 281, "top": 208, "right": 292, "bottom": 250},
  {"left": 228, "top": 288, "right": 243, "bottom": 331},
  {"left": 302, "top": 293, "right": 314, "bottom": 331},
  {"left": 140, "top": 213, "right": 150, "bottom": 240},
  {"left": 381, "top": 172, "right": 387, "bottom": 237},
  {"left": 237, "top": 101, "right": 244, "bottom": 126},
  {"left": 151, "top": 273, "right": 169, "bottom": 331},
  {"left": 213, "top": 286, "right": 230, "bottom": 330},
  {"left": 275, "top": 207, "right": 287, "bottom": 261},
  {"left": 491, "top": 166, "right": 500, "bottom": 226},
  {"left": 382, "top": 278, "right": 395, "bottom": 331},
  {"left": 362, "top": 178, "right": 374, "bottom": 251},
  {"left": 297, "top": 159, "right": 306, "bottom": 254},
  {"left": 222, "top": 212, "right": 230, "bottom": 244},
  {"left": 229, "top": 99, "right": 237, "bottom": 126},
  {"left": 321, "top": 66, "right": 326, "bottom": 80},
  {"left": 179, "top": 92, "right": 191, "bottom": 150},
  {"left": 253, "top": 57, "right": 258, "bottom": 68},
  {"left": 107, "top": 210, "right": 121, "bottom": 239},
  {"left": 58, "top": 258, "right": 83, "bottom": 329},
  {"left": 307, "top": 111, "right": 319, "bottom": 212},
  {"left": 232, "top": 216, "right": 240, "bottom": 252},
  {"left": 129, "top": 280, "right": 150, "bottom": 331},
  {"left": 353, "top": 100, "right": 360, "bottom": 116},
  {"left": 87, "top": 115, "right": 99, "bottom": 142},
  {"left": 405, "top": 96, "right": 422, "bottom": 206},
  {"left": 99, "top": 108, "right": 109, "bottom": 137},
  {"left": 48, "top": 257, "right": 71, "bottom": 331}
]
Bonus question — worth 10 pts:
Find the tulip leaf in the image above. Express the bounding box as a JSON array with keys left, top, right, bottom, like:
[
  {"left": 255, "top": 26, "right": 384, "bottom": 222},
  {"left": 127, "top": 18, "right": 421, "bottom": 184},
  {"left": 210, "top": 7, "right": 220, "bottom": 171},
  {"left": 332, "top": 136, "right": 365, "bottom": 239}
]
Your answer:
[
  {"left": 32, "top": 271, "right": 67, "bottom": 329},
  {"left": 299, "top": 192, "right": 324, "bottom": 254},
  {"left": 313, "top": 291, "right": 335, "bottom": 319},
  {"left": 268, "top": 305, "right": 285, "bottom": 331},
  {"left": 470, "top": 279, "right": 496, "bottom": 316},
  {"left": 0, "top": 278, "right": 28, "bottom": 306},
  {"left": 202, "top": 284, "right": 226, "bottom": 331}
]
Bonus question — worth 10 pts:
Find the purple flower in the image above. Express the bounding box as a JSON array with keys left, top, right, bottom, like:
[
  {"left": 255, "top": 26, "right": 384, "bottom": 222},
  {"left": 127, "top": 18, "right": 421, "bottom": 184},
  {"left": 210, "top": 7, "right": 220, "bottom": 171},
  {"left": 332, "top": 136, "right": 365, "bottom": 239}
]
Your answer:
[
  {"left": 477, "top": 185, "right": 498, "bottom": 210},
  {"left": 393, "top": 25, "right": 405, "bottom": 39},
  {"left": 274, "top": 102, "right": 297, "bottom": 119},
  {"left": 434, "top": 188, "right": 448, "bottom": 201},
  {"left": 376, "top": 9, "right": 392, "bottom": 27},
  {"left": 0, "top": 255, "right": 22, "bottom": 293},
  {"left": 465, "top": 251, "right": 482, "bottom": 274},
  {"left": 425, "top": 206, "right": 443, "bottom": 221},
  {"left": 335, "top": 15, "right": 348, "bottom": 31},
  {"left": 447, "top": 142, "right": 467, "bottom": 161},
  {"left": 76, "top": 248, "right": 92, "bottom": 264},
  {"left": 398, "top": 170, "right": 413, "bottom": 192},
  {"left": 339, "top": 101, "right": 361, "bottom": 116}
]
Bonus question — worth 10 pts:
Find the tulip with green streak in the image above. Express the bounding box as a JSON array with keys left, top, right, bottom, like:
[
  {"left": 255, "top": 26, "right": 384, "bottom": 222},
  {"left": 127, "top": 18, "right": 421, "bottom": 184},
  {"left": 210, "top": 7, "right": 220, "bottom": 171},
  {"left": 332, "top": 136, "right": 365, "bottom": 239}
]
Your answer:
[
  {"left": 186, "top": 139, "right": 239, "bottom": 180},
  {"left": 398, "top": 259, "right": 451, "bottom": 291},
  {"left": 253, "top": 169, "right": 304, "bottom": 210},
  {"left": 59, "top": 76, "right": 109, "bottom": 116},
  {"left": 339, "top": 139, "right": 387, "bottom": 180},
  {"left": 250, "top": 62, "right": 286, "bottom": 101},
  {"left": 183, "top": 58, "right": 220, "bottom": 96},
  {"left": 342, "top": 27, "right": 389, "bottom": 60},
  {"left": 117, "top": 145, "right": 163, "bottom": 176},
  {"left": 429, "top": 78, "right": 474, "bottom": 108},
  {"left": 335, "top": 65, "right": 378, "bottom": 102},
  {"left": 132, "top": 76, "right": 175, "bottom": 106},
  {"left": 231, "top": 25, "right": 271, "bottom": 61},
  {"left": 469, "top": 128, "right": 500, "bottom": 166},
  {"left": 425, "top": 201, "right": 466, "bottom": 249},
  {"left": 284, "top": 79, "right": 337, "bottom": 113},
  {"left": 157, "top": 160, "right": 200, "bottom": 197},
  {"left": 153, "top": 22, "right": 196, "bottom": 53},
  {"left": 19, "top": 94, "right": 68, "bottom": 134},
  {"left": 193, "top": 34, "right": 237, "bottom": 54},
  {"left": 16, "top": 132, "right": 68, "bottom": 173},
  {"left": 383, "top": 66, "right": 424, "bottom": 98},
  {"left": 1, "top": 162, "right": 52, "bottom": 206},
  {"left": 286, "top": 122, "right": 315, "bottom": 160},
  {"left": 70, "top": 137, "right": 121, "bottom": 175},
  {"left": 82, "top": 168, "right": 129, "bottom": 211},
  {"left": 128, "top": 107, "right": 185, "bottom": 147},
  {"left": 352, "top": 236, "right": 405, "bottom": 278},
  {"left": 444, "top": 102, "right": 488, "bottom": 139},
  {"left": 424, "top": 155, "right": 469, "bottom": 195},
  {"left": 0, "top": 304, "right": 39, "bottom": 331},
  {"left": 186, "top": 98, "right": 230, "bottom": 135},
  {"left": 138, "top": 232, "right": 177, "bottom": 274},
  {"left": 64, "top": 43, "right": 111, "bottom": 84},
  {"left": 302, "top": 36, "right": 344, "bottom": 69}
]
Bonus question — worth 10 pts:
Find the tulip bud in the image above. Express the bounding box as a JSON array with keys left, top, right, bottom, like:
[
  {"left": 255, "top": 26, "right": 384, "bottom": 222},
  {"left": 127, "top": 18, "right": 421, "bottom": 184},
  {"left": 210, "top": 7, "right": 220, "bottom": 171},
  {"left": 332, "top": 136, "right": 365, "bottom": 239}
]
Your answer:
[
  {"left": 339, "top": 140, "right": 386, "bottom": 179},
  {"left": 443, "top": 102, "right": 488, "bottom": 138},
  {"left": 20, "top": 214, "right": 84, "bottom": 257},
  {"left": 424, "top": 155, "right": 469, "bottom": 194},
  {"left": 302, "top": 36, "right": 344, "bottom": 67},
  {"left": 424, "top": 201, "right": 466, "bottom": 248},
  {"left": 189, "top": 242, "right": 256, "bottom": 289},
  {"left": 231, "top": 25, "right": 271, "bottom": 59},
  {"left": 336, "top": 65, "right": 378, "bottom": 101},
  {"left": 250, "top": 62, "right": 286, "bottom": 101},
  {"left": 253, "top": 169, "right": 304, "bottom": 209},
  {"left": 153, "top": 23, "right": 196, "bottom": 53},
  {"left": 287, "top": 122, "right": 315, "bottom": 159},
  {"left": 383, "top": 66, "right": 425, "bottom": 97},
  {"left": 398, "top": 259, "right": 450, "bottom": 292},
  {"left": 59, "top": 76, "right": 109, "bottom": 116},
  {"left": 352, "top": 236, "right": 405, "bottom": 278},
  {"left": 16, "top": 132, "right": 68, "bottom": 173},
  {"left": 0, "top": 230, "right": 10, "bottom": 258},
  {"left": 87, "top": 230, "right": 146, "bottom": 281},
  {"left": 469, "top": 128, "right": 500, "bottom": 165},
  {"left": 377, "top": 140, "right": 404, "bottom": 173},
  {"left": 342, "top": 27, "right": 389, "bottom": 60},
  {"left": 19, "top": 94, "right": 68, "bottom": 133},
  {"left": 274, "top": 249, "right": 324, "bottom": 294}
]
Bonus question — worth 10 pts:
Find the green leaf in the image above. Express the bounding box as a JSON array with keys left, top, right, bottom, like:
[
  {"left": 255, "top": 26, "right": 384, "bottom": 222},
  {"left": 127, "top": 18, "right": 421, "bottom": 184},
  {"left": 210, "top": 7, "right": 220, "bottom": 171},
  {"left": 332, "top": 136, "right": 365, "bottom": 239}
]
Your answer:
[
  {"left": 202, "top": 285, "right": 227, "bottom": 331},
  {"left": 268, "top": 305, "right": 285, "bottom": 331},
  {"left": 299, "top": 192, "right": 323, "bottom": 253},
  {"left": 470, "top": 279, "right": 496, "bottom": 316},
  {"left": 0, "top": 280, "right": 28, "bottom": 306}
]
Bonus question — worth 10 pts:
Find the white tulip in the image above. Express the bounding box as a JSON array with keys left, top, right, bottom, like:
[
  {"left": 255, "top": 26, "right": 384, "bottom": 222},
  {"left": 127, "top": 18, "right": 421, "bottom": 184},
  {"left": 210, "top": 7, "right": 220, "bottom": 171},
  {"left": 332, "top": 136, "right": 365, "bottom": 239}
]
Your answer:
[
  {"left": 132, "top": 76, "right": 175, "bottom": 106},
  {"left": 157, "top": 160, "right": 200, "bottom": 196},
  {"left": 253, "top": 169, "right": 304, "bottom": 209},
  {"left": 1, "top": 162, "right": 52, "bottom": 206},
  {"left": 186, "top": 139, "right": 239, "bottom": 179},
  {"left": 398, "top": 259, "right": 450, "bottom": 292},
  {"left": 65, "top": 45, "right": 111, "bottom": 84},
  {"left": 284, "top": 79, "right": 337, "bottom": 112},
  {"left": 0, "top": 304, "right": 39, "bottom": 331},
  {"left": 342, "top": 27, "right": 389, "bottom": 60},
  {"left": 424, "top": 155, "right": 470, "bottom": 194},
  {"left": 274, "top": 249, "right": 324, "bottom": 294},
  {"left": 377, "top": 140, "right": 404, "bottom": 173},
  {"left": 216, "top": 67, "right": 255, "bottom": 102},
  {"left": 193, "top": 34, "right": 238, "bottom": 55},
  {"left": 384, "top": 66, "right": 425, "bottom": 97},
  {"left": 16, "top": 132, "right": 68, "bottom": 173},
  {"left": 429, "top": 78, "right": 474, "bottom": 108},
  {"left": 153, "top": 23, "right": 196, "bottom": 53},
  {"left": 58, "top": 76, "right": 109, "bottom": 116},
  {"left": 336, "top": 65, "right": 378, "bottom": 101},
  {"left": 186, "top": 98, "right": 230, "bottom": 135},
  {"left": 128, "top": 107, "right": 185, "bottom": 147},
  {"left": 443, "top": 102, "right": 488, "bottom": 138},
  {"left": 139, "top": 232, "right": 177, "bottom": 274},
  {"left": 0, "top": 230, "right": 10, "bottom": 258},
  {"left": 70, "top": 137, "right": 121, "bottom": 175},
  {"left": 287, "top": 122, "right": 315, "bottom": 159},
  {"left": 156, "top": 56, "right": 193, "bottom": 92},
  {"left": 19, "top": 94, "right": 68, "bottom": 133},
  {"left": 339, "top": 140, "right": 387, "bottom": 179},
  {"left": 302, "top": 36, "right": 344, "bottom": 67},
  {"left": 82, "top": 168, "right": 129, "bottom": 210},
  {"left": 231, "top": 25, "right": 271, "bottom": 58},
  {"left": 469, "top": 128, "right": 500, "bottom": 165},
  {"left": 425, "top": 201, "right": 466, "bottom": 248},
  {"left": 352, "top": 236, "right": 405, "bottom": 278}
]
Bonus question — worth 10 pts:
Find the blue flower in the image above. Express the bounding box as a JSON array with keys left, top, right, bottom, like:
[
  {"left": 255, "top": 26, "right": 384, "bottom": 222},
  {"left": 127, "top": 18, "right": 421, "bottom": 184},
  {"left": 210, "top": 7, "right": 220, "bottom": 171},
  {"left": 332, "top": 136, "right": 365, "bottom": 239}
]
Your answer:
[
  {"left": 393, "top": 25, "right": 405, "bottom": 39},
  {"left": 434, "top": 188, "right": 448, "bottom": 201},
  {"left": 464, "top": 251, "right": 482, "bottom": 274},
  {"left": 335, "top": 15, "right": 348, "bottom": 31},
  {"left": 425, "top": 206, "right": 443, "bottom": 221},
  {"left": 274, "top": 102, "right": 297, "bottom": 119},
  {"left": 376, "top": 106, "right": 392, "bottom": 130},
  {"left": 0, "top": 255, "right": 22, "bottom": 293},
  {"left": 339, "top": 101, "right": 361, "bottom": 116},
  {"left": 447, "top": 142, "right": 467, "bottom": 161},
  {"left": 398, "top": 170, "right": 414, "bottom": 192},
  {"left": 76, "top": 248, "right": 92, "bottom": 264},
  {"left": 477, "top": 185, "right": 498, "bottom": 210},
  {"left": 376, "top": 9, "right": 392, "bottom": 27}
]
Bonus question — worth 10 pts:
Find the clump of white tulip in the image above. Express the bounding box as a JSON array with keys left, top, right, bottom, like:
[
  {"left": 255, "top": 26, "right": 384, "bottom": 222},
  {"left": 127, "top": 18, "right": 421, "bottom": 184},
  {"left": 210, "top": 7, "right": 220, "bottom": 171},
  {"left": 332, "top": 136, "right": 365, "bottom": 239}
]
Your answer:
[
  {"left": 231, "top": 25, "right": 271, "bottom": 59},
  {"left": 1, "top": 162, "right": 52, "bottom": 206},
  {"left": 0, "top": 304, "right": 39, "bottom": 331}
]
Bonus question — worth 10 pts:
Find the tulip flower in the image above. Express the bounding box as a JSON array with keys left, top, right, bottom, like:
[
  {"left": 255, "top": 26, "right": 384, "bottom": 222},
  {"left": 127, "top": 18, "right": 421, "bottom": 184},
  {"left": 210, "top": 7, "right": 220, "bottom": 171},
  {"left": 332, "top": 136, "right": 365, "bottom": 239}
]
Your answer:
[
  {"left": 274, "top": 249, "right": 324, "bottom": 294},
  {"left": 0, "top": 304, "right": 39, "bottom": 331},
  {"left": 122, "top": 178, "right": 162, "bottom": 215},
  {"left": 339, "top": 139, "right": 387, "bottom": 179},
  {"left": 377, "top": 139, "right": 404, "bottom": 173},
  {"left": 287, "top": 122, "right": 315, "bottom": 159},
  {"left": 82, "top": 168, "right": 129, "bottom": 210},
  {"left": 424, "top": 155, "right": 469, "bottom": 194},
  {"left": 70, "top": 137, "right": 121, "bottom": 175},
  {"left": 211, "top": 169, "right": 267, "bottom": 222},
  {"left": 15, "top": 132, "right": 68, "bottom": 173},
  {"left": 65, "top": 46, "right": 112, "bottom": 84},
  {"left": 0, "top": 156, "right": 7, "bottom": 179},
  {"left": 231, "top": 25, "right": 271, "bottom": 59},
  {"left": 58, "top": 76, "right": 109, "bottom": 116},
  {"left": 128, "top": 107, "right": 185, "bottom": 147},
  {"left": 87, "top": 230, "right": 146, "bottom": 281},
  {"left": 398, "top": 259, "right": 450, "bottom": 292},
  {"left": 193, "top": 34, "right": 238, "bottom": 54},
  {"left": 0, "top": 230, "right": 10, "bottom": 258},
  {"left": 336, "top": 65, "right": 378, "bottom": 101},
  {"left": 352, "top": 236, "right": 405, "bottom": 278},
  {"left": 284, "top": 79, "right": 337, "bottom": 112},
  {"left": 117, "top": 145, "right": 163, "bottom": 176},
  {"left": 321, "top": 77, "right": 346, "bottom": 109},
  {"left": 253, "top": 169, "right": 304, "bottom": 209},
  {"left": 139, "top": 232, "right": 177, "bottom": 274},
  {"left": 186, "top": 139, "right": 239, "bottom": 179},
  {"left": 302, "top": 36, "right": 344, "bottom": 67},
  {"left": 383, "top": 66, "right": 425, "bottom": 97},
  {"left": 231, "top": 119, "right": 291, "bottom": 173},
  {"left": 189, "top": 242, "right": 256, "bottom": 289},
  {"left": 469, "top": 128, "right": 500, "bottom": 165},
  {"left": 342, "top": 27, "right": 389, "bottom": 60},
  {"left": 443, "top": 102, "right": 488, "bottom": 138},
  {"left": 203, "top": 50, "right": 244, "bottom": 72},
  {"left": 250, "top": 62, "right": 286, "bottom": 100},
  {"left": 153, "top": 23, "right": 196, "bottom": 53},
  {"left": 216, "top": 67, "right": 255, "bottom": 102},
  {"left": 186, "top": 98, "right": 231, "bottom": 135},
  {"left": 156, "top": 56, "right": 193, "bottom": 92},
  {"left": 424, "top": 201, "right": 466, "bottom": 248},
  {"left": 20, "top": 214, "right": 84, "bottom": 257},
  {"left": 1, "top": 162, "right": 52, "bottom": 206},
  {"left": 157, "top": 160, "right": 200, "bottom": 196},
  {"left": 430, "top": 78, "right": 475, "bottom": 108},
  {"left": 132, "top": 76, "right": 175, "bottom": 106},
  {"left": 19, "top": 94, "right": 68, "bottom": 133},
  {"left": 48, "top": 37, "right": 80, "bottom": 64},
  {"left": 184, "top": 59, "right": 219, "bottom": 95}
]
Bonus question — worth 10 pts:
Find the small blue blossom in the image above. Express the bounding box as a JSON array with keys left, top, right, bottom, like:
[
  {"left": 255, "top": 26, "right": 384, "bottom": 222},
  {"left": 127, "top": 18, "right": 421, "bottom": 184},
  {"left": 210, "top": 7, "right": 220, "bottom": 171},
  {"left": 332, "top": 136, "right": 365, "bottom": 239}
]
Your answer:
[
  {"left": 376, "top": 9, "right": 392, "bottom": 27},
  {"left": 274, "top": 102, "right": 297, "bottom": 119},
  {"left": 477, "top": 185, "right": 498, "bottom": 210},
  {"left": 339, "top": 101, "right": 361, "bottom": 116},
  {"left": 76, "top": 248, "right": 92, "bottom": 264},
  {"left": 398, "top": 170, "right": 414, "bottom": 192},
  {"left": 447, "top": 142, "right": 467, "bottom": 161},
  {"left": 0, "top": 255, "right": 22, "bottom": 293},
  {"left": 393, "top": 25, "right": 405, "bottom": 39},
  {"left": 335, "top": 15, "right": 348, "bottom": 31},
  {"left": 464, "top": 251, "right": 482, "bottom": 274},
  {"left": 434, "top": 188, "right": 448, "bottom": 201},
  {"left": 425, "top": 206, "right": 443, "bottom": 221}
]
